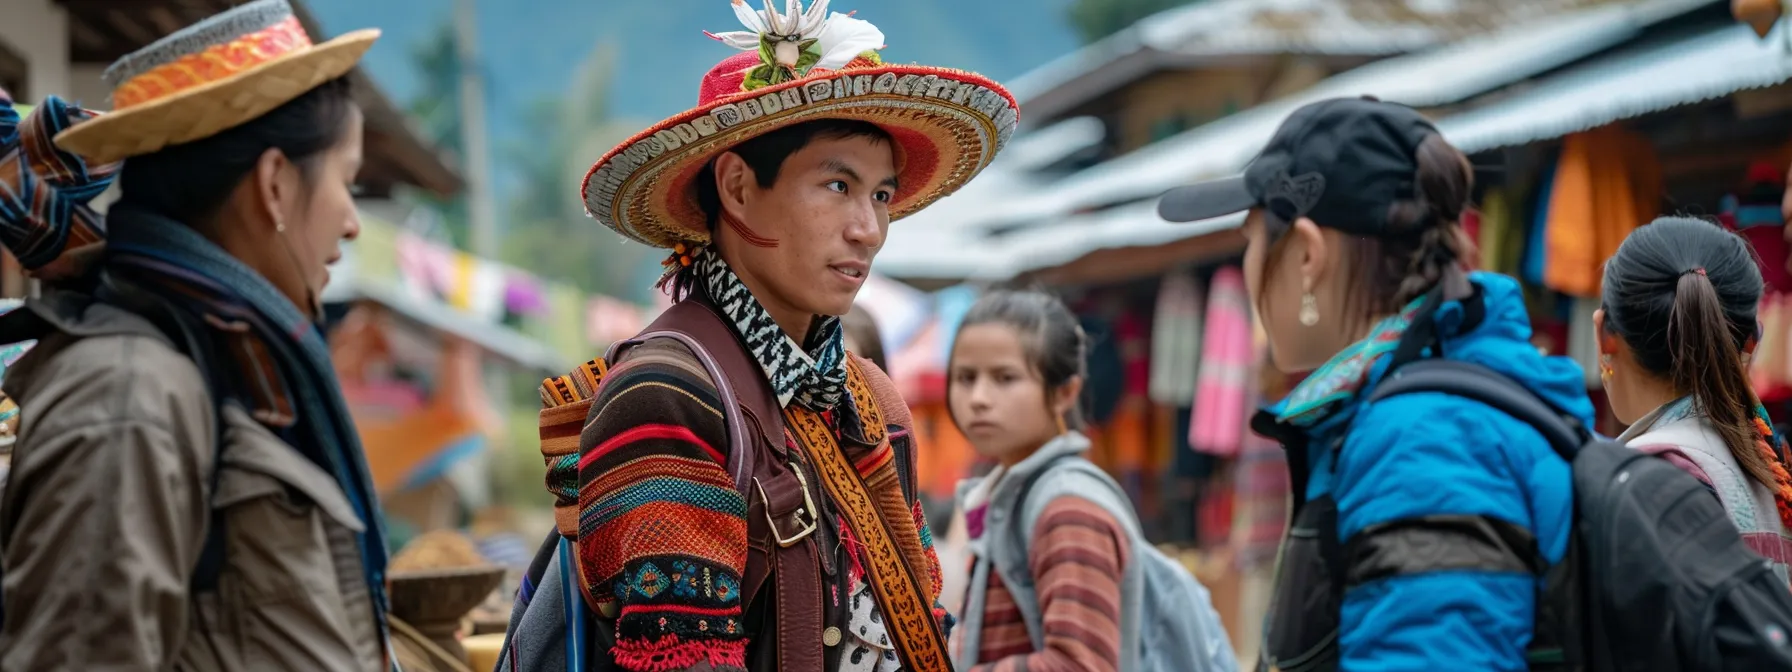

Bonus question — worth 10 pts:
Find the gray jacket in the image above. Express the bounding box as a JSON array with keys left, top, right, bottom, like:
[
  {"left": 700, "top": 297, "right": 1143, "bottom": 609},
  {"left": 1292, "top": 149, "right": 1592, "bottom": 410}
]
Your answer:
[{"left": 0, "top": 292, "right": 386, "bottom": 671}]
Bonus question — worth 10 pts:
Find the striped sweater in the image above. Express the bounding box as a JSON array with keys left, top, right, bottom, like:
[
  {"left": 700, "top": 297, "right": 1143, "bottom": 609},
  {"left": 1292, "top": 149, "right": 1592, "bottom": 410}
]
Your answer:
[
  {"left": 572, "top": 337, "right": 944, "bottom": 671},
  {"left": 576, "top": 338, "right": 750, "bottom": 672},
  {"left": 962, "top": 495, "right": 1129, "bottom": 672}
]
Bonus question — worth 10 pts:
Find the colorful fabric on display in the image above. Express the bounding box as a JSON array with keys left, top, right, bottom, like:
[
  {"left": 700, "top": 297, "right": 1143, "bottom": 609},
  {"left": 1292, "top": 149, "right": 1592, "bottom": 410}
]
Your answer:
[
  {"left": 1721, "top": 161, "right": 1791, "bottom": 294},
  {"left": 1522, "top": 159, "right": 1556, "bottom": 287},
  {"left": 1276, "top": 294, "right": 1428, "bottom": 427},
  {"left": 1080, "top": 315, "right": 1123, "bottom": 426},
  {"left": 694, "top": 247, "right": 847, "bottom": 411},
  {"left": 1542, "top": 126, "right": 1662, "bottom": 298},
  {"left": 1478, "top": 188, "right": 1527, "bottom": 277},
  {"left": 1189, "top": 266, "right": 1252, "bottom": 454},
  {"left": 1149, "top": 271, "right": 1204, "bottom": 406},
  {"left": 0, "top": 93, "right": 118, "bottom": 279}
]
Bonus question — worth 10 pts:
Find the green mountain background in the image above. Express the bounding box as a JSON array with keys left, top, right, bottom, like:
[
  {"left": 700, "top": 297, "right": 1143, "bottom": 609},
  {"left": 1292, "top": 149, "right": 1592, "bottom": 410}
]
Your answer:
[{"left": 307, "top": 0, "right": 1083, "bottom": 170}]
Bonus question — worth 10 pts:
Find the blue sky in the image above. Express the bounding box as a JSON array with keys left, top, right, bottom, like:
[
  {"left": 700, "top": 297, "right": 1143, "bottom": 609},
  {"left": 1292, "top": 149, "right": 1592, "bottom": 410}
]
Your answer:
[{"left": 304, "top": 0, "right": 1082, "bottom": 197}]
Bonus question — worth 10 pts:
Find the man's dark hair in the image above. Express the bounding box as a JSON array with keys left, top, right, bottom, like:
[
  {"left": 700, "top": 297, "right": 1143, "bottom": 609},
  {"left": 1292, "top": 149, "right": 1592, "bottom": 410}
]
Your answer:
[
  {"left": 115, "top": 76, "right": 358, "bottom": 229},
  {"left": 694, "top": 118, "right": 893, "bottom": 231}
]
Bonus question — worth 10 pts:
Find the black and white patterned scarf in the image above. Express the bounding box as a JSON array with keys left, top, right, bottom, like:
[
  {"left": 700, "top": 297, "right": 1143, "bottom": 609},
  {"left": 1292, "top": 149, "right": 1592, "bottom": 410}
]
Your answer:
[{"left": 696, "top": 248, "right": 848, "bottom": 411}]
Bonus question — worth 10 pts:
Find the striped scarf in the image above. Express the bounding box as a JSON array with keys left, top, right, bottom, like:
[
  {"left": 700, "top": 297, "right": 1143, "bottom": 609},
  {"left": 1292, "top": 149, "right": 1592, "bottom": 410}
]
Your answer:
[
  {"left": 0, "top": 94, "right": 117, "bottom": 279},
  {"left": 102, "top": 204, "right": 391, "bottom": 646}
]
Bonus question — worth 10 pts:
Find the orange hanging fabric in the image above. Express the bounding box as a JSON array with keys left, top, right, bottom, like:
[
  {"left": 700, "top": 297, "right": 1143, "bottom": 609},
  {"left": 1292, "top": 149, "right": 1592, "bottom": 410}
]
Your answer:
[{"left": 1543, "top": 125, "right": 1663, "bottom": 298}]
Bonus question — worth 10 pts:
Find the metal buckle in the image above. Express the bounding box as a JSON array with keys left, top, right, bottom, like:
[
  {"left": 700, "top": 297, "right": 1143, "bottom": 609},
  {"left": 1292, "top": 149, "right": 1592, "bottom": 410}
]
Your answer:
[{"left": 755, "top": 464, "right": 819, "bottom": 548}]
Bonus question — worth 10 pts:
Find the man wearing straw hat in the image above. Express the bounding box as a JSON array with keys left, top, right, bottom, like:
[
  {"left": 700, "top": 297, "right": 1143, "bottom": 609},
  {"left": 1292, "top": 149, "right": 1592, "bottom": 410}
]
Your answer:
[
  {"left": 0, "top": 1, "right": 396, "bottom": 669},
  {"left": 516, "top": 1, "right": 1017, "bottom": 670}
]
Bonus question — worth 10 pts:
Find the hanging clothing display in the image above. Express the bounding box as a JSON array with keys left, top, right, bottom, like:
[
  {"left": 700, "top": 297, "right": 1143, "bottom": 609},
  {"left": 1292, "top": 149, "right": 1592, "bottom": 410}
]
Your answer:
[
  {"left": 1478, "top": 188, "right": 1527, "bottom": 278},
  {"left": 1720, "top": 161, "right": 1791, "bottom": 294},
  {"left": 1189, "top": 266, "right": 1253, "bottom": 456},
  {"left": 1756, "top": 294, "right": 1792, "bottom": 403},
  {"left": 1542, "top": 125, "right": 1663, "bottom": 298},
  {"left": 1522, "top": 159, "right": 1556, "bottom": 287},
  {"left": 1149, "top": 270, "right": 1205, "bottom": 406},
  {"left": 1080, "top": 314, "right": 1124, "bottom": 427}
]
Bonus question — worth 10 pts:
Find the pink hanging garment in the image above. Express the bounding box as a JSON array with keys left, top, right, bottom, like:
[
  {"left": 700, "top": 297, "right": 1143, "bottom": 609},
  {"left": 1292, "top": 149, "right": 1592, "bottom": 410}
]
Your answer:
[{"left": 1189, "top": 266, "right": 1253, "bottom": 456}]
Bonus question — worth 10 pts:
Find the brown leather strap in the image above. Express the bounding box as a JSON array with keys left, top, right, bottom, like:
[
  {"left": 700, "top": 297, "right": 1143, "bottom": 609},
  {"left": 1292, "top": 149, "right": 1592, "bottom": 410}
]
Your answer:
[
  {"left": 787, "top": 363, "right": 952, "bottom": 672},
  {"left": 645, "top": 298, "right": 827, "bottom": 670}
]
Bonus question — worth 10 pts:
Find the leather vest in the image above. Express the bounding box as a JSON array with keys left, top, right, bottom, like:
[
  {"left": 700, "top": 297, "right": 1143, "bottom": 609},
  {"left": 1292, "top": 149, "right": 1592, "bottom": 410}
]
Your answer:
[{"left": 640, "top": 297, "right": 906, "bottom": 672}]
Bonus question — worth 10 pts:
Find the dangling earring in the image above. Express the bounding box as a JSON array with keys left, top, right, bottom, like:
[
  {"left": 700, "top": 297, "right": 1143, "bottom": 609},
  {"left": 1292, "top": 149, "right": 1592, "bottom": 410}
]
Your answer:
[
  {"left": 1299, "top": 292, "right": 1320, "bottom": 327},
  {"left": 1599, "top": 354, "right": 1615, "bottom": 383},
  {"left": 1055, "top": 413, "right": 1069, "bottom": 436},
  {"left": 275, "top": 217, "right": 286, "bottom": 234}
]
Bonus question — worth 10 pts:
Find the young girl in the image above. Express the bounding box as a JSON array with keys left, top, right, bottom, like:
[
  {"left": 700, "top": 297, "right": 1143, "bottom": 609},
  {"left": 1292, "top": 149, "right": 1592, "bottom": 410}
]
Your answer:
[
  {"left": 1597, "top": 216, "right": 1792, "bottom": 582},
  {"left": 946, "top": 290, "right": 1129, "bottom": 672},
  {"left": 1157, "top": 96, "right": 1595, "bottom": 670}
]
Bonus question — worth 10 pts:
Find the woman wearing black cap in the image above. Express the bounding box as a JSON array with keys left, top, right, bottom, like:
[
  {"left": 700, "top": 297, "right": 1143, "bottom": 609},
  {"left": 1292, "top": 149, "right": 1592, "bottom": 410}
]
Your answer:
[{"left": 1159, "top": 97, "right": 1596, "bottom": 671}]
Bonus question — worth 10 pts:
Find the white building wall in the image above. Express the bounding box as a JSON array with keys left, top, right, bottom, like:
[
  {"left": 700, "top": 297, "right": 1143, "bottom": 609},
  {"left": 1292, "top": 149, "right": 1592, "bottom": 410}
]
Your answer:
[{"left": 0, "top": 0, "right": 69, "bottom": 103}]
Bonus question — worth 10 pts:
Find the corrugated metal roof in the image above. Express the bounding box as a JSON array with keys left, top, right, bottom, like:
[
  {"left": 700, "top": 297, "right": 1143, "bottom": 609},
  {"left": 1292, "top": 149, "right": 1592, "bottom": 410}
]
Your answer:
[
  {"left": 1441, "top": 21, "right": 1792, "bottom": 152},
  {"left": 1006, "top": 0, "right": 1714, "bottom": 223},
  {"left": 1009, "top": 0, "right": 1628, "bottom": 107},
  {"left": 877, "top": 0, "right": 1741, "bottom": 282},
  {"left": 989, "top": 6, "right": 1783, "bottom": 282}
]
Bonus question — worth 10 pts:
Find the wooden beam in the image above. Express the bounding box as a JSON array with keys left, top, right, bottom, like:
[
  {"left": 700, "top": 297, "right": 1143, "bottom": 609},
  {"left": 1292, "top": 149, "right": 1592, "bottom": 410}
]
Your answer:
[
  {"left": 144, "top": 7, "right": 185, "bottom": 35},
  {"left": 102, "top": 11, "right": 159, "bottom": 52}
]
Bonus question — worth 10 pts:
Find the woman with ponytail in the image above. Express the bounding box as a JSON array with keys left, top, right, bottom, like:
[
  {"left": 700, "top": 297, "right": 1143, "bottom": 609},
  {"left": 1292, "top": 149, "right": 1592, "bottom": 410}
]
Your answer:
[{"left": 1598, "top": 216, "right": 1792, "bottom": 581}]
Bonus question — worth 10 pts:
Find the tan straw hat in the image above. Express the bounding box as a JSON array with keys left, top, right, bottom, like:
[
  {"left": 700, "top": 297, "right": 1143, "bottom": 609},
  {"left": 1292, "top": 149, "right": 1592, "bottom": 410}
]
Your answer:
[
  {"left": 582, "top": 0, "right": 1019, "bottom": 250},
  {"left": 54, "top": 0, "right": 377, "bottom": 164}
]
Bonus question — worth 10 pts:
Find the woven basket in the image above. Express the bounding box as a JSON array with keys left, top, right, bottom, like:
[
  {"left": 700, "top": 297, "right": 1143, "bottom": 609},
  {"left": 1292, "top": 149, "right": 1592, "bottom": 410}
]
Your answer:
[
  {"left": 54, "top": 30, "right": 378, "bottom": 164},
  {"left": 388, "top": 565, "right": 507, "bottom": 626}
]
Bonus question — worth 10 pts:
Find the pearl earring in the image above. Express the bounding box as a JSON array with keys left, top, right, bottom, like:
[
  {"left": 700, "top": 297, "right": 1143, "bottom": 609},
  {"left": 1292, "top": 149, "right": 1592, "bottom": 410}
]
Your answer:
[{"left": 1299, "top": 292, "right": 1320, "bottom": 327}]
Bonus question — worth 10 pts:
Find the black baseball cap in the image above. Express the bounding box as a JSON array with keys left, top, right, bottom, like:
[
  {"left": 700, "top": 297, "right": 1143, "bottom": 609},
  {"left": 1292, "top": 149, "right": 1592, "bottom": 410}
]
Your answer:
[{"left": 1157, "top": 97, "right": 1440, "bottom": 235}]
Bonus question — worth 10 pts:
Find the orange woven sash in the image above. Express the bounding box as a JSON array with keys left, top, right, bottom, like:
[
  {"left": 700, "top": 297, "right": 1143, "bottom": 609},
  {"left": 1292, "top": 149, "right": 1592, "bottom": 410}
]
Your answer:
[{"left": 785, "top": 360, "right": 950, "bottom": 672}]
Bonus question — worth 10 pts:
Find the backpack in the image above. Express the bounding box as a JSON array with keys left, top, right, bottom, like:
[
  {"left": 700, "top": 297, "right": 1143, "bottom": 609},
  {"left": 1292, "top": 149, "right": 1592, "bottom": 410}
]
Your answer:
[
  {"left": 1369, "top": 358, "right": 1792, "bottom": 672},
  {"left": 496, "top": 328, "right": 753, "bottom": 672},
  {"left": 0, "top": 278, "right": 230, "bottom": 631},
  {"left": 1011, "top": 455, "right": 1238, "bottom": 672}
]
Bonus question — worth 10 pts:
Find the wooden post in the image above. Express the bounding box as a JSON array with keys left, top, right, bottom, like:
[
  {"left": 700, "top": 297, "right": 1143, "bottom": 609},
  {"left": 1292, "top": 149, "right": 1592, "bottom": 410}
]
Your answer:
[{"left": 1, "top": 249, "right": 23, "bottom": 299}]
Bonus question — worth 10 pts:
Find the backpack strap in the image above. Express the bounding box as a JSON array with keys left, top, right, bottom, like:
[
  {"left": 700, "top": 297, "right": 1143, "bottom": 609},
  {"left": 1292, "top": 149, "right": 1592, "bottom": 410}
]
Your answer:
[
  {"left": 1361, "top": 357, "right": 1586, "bottom": 670},
  {"left": 604, "top": 328, "right": 754, "bottom": 492},
  {"left": 1368, "top": 359, "right": 1587, "bottom": 462},
  {"left": 96, "top": 275, "right": 232, "bottom": 592}
]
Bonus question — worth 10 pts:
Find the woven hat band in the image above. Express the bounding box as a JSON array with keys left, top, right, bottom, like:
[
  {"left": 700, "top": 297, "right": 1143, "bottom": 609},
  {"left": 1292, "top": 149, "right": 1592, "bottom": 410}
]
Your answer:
[{"left": 112, "top": 15, "right": 313, "bottom": 110}]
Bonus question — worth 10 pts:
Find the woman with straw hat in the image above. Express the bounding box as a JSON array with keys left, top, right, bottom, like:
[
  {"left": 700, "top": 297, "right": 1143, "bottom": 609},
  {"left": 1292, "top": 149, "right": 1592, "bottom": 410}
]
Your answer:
[
  {"left": 0, "top": 1, "right": 394, "bottom": 669},
  {"left": 503, "top": 2, "right": 1016, "bottom": 671}
]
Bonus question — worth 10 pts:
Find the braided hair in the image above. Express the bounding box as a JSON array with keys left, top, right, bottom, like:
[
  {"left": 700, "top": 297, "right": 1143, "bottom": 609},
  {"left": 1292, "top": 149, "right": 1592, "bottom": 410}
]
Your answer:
[{"left": 1255, "top": 131, "right": 1476, "bottom": 328}]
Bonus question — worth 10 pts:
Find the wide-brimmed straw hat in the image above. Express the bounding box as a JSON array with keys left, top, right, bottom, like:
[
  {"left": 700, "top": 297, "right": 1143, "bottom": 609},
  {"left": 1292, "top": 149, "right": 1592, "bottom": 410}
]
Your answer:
[
  {"left": 583, "top": 0, "right": 1020, "bottom": 250},
  {"left": 54, "top": 0, "right": 378, "bottom": 164}
]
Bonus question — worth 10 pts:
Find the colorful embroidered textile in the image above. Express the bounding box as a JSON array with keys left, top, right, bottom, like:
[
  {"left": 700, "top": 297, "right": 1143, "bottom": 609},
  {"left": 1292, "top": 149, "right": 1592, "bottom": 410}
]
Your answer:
[
  {"left": 1277, "top": 294, "right": 1429, "bottom": 427},
  {"left": 574, "top": 337, "right": 750, "bottom": 671},
  {"left": 695, "top": 247, "right": 847, "bottom": 411},
  {"left": 0, "top": 93, "right": 117, "bottom": 280}
]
